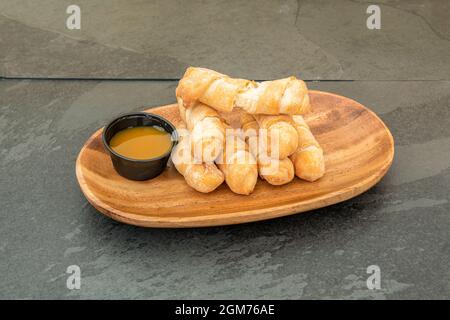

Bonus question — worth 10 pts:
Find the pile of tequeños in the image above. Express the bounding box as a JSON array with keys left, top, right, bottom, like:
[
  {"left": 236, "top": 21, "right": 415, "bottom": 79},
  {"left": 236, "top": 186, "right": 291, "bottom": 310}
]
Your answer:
[{"left": 172, "top": 67, "right": 325, "bottom": 195}]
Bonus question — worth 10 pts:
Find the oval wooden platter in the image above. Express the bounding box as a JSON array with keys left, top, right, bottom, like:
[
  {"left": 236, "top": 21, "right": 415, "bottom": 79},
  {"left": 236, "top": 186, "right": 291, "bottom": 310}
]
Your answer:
[{"left": 76, "top": 91, "right": 394, "bottom": 228}]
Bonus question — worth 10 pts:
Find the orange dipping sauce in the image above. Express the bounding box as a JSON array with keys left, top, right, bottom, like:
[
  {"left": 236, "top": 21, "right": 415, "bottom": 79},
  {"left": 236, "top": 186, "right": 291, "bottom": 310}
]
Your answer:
[{"left": 109, "top": 126, "right": 172, "bottom": 160}]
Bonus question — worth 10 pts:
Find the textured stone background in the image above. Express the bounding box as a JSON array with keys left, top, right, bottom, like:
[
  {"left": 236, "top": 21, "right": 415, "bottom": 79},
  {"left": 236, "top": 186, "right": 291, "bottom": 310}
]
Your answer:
[
  {"left": 0, "top": 0, "right": 449, "bottom": 299},
  {"left": 1, "top": 0, "right": 450, "bottom": 79}
]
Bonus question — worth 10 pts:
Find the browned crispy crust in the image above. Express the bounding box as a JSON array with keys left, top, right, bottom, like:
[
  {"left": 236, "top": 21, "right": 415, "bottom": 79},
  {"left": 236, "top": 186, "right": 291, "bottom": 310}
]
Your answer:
[
  {"left": 176, "top": 67, "right": 311, "bottom": 115},
  {"left": 256, "top": 78, "right": 291, "bottom": 114},
  {"left": 200, "top": 77, "right": 251, "bottom": 112},
  {"left": 175, "top": 67, "right": 222, "bottom": 108},
  {"left": 289, "top": 115, "right": 325, "bottom": 182}
]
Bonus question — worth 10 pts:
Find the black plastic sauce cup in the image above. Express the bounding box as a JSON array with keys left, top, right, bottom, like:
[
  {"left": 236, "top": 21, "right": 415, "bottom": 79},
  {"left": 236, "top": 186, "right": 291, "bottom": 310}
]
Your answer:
[{"left": 102, "top": 112, "right": 178, "bottom": 181}]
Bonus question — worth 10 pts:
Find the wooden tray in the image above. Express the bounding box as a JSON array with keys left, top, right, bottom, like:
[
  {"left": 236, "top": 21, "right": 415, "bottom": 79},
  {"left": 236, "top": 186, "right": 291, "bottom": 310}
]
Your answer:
[{"left": 76, "top": 91, "right": 394, "bottom": 228}]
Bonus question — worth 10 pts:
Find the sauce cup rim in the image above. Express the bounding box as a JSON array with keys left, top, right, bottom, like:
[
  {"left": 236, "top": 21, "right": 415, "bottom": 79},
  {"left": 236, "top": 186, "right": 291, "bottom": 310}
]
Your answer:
[{"left": 102, "top": 111, "right": 178, "bottom": 163}]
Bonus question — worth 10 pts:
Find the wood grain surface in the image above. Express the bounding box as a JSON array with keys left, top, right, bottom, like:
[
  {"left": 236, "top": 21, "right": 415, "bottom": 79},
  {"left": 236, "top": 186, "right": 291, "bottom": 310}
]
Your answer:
[{"left": 75, "top": 91, "right": 394, "bottom": 228}]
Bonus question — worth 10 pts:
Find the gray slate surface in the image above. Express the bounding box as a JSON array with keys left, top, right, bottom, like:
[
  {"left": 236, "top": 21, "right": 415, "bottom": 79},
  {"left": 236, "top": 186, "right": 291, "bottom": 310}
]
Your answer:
[
  {"left": 0, "top": 79, "right": 449, "bottom": 299},
  {"left": 1, "top": 0, "right": 450, "bottom": 80}
]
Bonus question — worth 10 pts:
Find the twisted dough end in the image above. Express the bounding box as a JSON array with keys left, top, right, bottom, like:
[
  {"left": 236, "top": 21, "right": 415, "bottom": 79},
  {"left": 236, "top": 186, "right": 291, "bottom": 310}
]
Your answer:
[
  {"left": 279, "top": 78, "right": 311, "bottom": 115},
  {"left": 225, "top": 161, "right": 258, "bottom": 195},
  {"left": 176, "top": 67, "right": 223, "bottom": 107},
  {"left": 178, "top": 97, "right": 226, "bottom": 162},
  {"left": 234, "top": 77, "right": 311, "bottom": 115},
  {"left": 172, "top": 137, "right": 224, "bottom": 193},
  {"left": 200, "top": 77, "right": 252, "bottom": 113},
  {"left": 191, "top": 130, "right": 224, "bottom": 162},
  {"left": 259, "top": 157, "right": 295, "bottom": 186},
  {"left": 184, "top": 163, "right": 224, "bottom": 193},
  {"left": 291, "top": 146, "right": 325, "bottom": 182},
  {"left": 266, "top": 121, "right": 299, "bottom": 159},
  {"left": 217, "top": 143, "right": 258, "bottom": 195}
]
